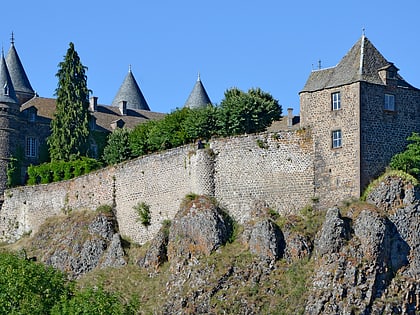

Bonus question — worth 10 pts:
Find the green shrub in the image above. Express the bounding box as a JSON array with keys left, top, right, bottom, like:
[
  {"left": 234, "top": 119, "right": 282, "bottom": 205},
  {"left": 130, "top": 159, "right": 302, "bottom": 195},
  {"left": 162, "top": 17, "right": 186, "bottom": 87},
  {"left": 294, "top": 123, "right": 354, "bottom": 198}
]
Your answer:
[
  {"left": 134, "top": 202, "right": 152, "bottom": 227},
  {"left": 0, "top": 252, "right": 69, "bottom": 314},
  {"left": 51, "top": 287, "right": 127, "bottom": 315},
  {"left": 26, "top": 158, "right": 102, "bottom": 185}
]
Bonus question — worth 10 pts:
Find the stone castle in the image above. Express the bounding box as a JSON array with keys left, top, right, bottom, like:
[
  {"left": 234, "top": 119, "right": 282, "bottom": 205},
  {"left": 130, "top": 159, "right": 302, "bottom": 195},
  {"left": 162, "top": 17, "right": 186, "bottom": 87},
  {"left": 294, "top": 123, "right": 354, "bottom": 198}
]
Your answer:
[{"left": 0, "top": 34, "right": 419, "bottom": 244}]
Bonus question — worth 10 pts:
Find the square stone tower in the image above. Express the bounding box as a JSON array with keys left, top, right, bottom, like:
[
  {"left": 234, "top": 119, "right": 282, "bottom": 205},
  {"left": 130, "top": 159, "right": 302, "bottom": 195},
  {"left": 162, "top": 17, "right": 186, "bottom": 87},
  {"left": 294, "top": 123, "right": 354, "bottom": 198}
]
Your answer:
[{"left": 300, "top": 35, "right": 420, "bottom": 204}]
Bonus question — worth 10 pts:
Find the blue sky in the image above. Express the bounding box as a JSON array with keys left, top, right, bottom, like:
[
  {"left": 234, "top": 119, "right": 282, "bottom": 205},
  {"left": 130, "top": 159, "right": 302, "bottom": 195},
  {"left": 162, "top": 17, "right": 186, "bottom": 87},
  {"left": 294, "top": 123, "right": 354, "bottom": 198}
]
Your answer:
[{"left": 2, "top": 0, "right": 420, "bottom": 115}]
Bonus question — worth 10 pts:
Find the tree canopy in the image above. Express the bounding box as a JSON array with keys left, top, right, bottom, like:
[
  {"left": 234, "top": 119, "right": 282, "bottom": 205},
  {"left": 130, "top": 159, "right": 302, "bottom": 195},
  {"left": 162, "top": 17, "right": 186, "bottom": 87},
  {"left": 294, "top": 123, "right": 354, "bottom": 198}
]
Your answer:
[
  {"left": 48, "top": 42, "right": 91, "bottom": 162},
  {"left": 102, "top": 87, "right": 282, "bottom": 166}
]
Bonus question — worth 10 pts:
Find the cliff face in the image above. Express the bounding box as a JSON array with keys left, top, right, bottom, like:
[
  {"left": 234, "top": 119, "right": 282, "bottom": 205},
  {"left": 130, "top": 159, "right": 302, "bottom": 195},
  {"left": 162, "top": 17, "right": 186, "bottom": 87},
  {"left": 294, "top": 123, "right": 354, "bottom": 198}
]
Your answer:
[
  {"left": 12, "top": 174, "right": 420, "bottom": 314},
  {"left": 307, "top": 175, "right": 420, "bottom": 314}
]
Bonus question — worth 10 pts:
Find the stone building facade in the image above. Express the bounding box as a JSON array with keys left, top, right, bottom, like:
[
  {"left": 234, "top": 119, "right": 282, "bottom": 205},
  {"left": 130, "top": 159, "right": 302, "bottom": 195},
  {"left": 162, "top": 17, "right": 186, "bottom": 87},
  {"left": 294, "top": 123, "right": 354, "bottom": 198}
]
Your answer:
[{"left": 300, "top": 35, "right": 420, "bottom": 203}]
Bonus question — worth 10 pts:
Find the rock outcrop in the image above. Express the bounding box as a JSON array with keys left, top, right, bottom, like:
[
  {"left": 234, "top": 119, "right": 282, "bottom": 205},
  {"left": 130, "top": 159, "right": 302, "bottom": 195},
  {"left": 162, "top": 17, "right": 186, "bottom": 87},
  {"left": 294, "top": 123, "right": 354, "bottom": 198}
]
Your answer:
[
  {"left": 25, "top": 208, "right": 126, "bottom": 279},
  {"left": 306, "top": 174, "right": 420, "bottom": 314}
]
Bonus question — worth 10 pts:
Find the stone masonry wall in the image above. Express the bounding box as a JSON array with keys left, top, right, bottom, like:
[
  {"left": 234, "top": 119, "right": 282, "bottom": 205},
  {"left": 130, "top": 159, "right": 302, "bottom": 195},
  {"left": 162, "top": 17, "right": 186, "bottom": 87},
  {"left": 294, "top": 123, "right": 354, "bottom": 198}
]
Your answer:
[
  {"left": 300, "top": 82, "right": 362, "bottom": 204},
  {"left": 0, "top": 131, "right": 315, "bottom": 244},
  {"left": 360, "top": 82, "right": 420, "bottom": 189}
]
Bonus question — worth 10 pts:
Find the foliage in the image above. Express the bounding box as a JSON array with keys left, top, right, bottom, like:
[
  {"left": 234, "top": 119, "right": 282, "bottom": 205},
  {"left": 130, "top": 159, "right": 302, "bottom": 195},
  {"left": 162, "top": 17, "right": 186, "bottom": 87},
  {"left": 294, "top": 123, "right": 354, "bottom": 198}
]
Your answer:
[
  {"left": 48, "top": 42, "right": 91, "bottom": 162},
  {"left": 216, "top": 87, "right": 282, "bottom": 136},
  {"left": 183, "top": 105, "right": 218, "bottom": 141},
  {"left": 134, "top": 202, "right": 151, "bottom": 227},
  {"left": 390, "top": 132, "right": 420, "bottom": 178},
  {"left": 146, "top": 108, "right": 190, "bottom": 152},
  {"left": 0, "top": 251, "right": 69, "bottom": 314},
  {"left": 27, "top": 157, "right": 102, "bottom": 185},
  {"left": 102, "top": 87, "right": 281, "bottom": 165},
  {"left": 129, "top": 120, "right": 155, "bottom": 157},
  {"left": 50, "top": 287, "right": 129, "bottom": 315},
  {"left": 89, "top": 131, "right": 109, "bottom": 162},
  {"left": 103, "top": 128, "right": 132, "bottom": 165}
]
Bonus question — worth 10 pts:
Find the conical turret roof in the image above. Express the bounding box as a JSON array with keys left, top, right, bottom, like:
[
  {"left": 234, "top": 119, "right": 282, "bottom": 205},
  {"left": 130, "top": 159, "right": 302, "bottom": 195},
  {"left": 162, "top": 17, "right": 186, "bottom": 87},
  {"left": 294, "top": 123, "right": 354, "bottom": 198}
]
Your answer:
[
  {"left": 111, "top": 67, "right": 150, "bottom": 111},
  {"left": 0, "top": 52, "right": 18, "bottom": 104},
  {"left": 184, "top": 74, "right": 212, "bottom": 109},
  {"left": 6, "top": 37, "right": 35, "bottom": 104}
]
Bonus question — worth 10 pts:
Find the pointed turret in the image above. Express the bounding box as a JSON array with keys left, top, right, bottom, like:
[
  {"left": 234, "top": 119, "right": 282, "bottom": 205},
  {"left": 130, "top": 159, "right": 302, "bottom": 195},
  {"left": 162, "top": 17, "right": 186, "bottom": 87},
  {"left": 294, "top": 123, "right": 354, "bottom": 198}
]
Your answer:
[
  {"left": 5, "top": 34, "right": 35, "bottom": 104},
  {"left": 111, "top": 66, "right": 150, "bottom": 111},
  {"left": 184, "top": 73, "right": 212, "bottom": 109},
  {"left": 0, "top": 52, "right": 18, "bottom": 105},
  {"left": 301, "top": 35, "right": 415, "bottom": 93}
]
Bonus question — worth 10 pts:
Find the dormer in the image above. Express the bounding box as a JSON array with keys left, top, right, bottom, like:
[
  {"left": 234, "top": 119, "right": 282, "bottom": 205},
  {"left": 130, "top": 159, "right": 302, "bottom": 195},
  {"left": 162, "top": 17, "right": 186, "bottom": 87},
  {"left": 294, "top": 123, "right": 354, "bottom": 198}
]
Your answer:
[
  {"left": 23, "top": 106, "right": 37, "bottom": 122},
  {"left": 378, "top": 63, "right": 399, "bottom": 86},
  {"left": 110, "top": 119, "right": 125, "bottom": 130}
]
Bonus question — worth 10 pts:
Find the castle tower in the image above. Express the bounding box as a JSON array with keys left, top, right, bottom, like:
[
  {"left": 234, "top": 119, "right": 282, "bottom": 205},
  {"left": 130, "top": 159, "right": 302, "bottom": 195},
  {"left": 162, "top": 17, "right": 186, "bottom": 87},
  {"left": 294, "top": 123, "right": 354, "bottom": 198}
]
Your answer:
[
  {"left": 184, "top": 73, "right": 212, "bottom": 109},
  {"left": 299, "top": 35, "right": 420, "bottom": 204},
  {"left": 5, "top": 34, "right": 35, "bottom": 105},
  {"left": 111, "top": 66, "right": 150, "bottom": 111},
  {"left": 0, "top": 52, "right": 20, "bottom": 199}
]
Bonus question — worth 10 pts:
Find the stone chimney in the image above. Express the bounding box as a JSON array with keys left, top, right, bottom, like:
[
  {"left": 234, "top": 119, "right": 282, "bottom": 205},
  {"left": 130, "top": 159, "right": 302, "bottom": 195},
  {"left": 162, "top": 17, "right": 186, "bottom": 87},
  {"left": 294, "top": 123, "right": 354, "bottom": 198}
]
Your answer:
[
  {"left": 287, "top": 108, "right": 293, "bottom": 128},
  {"left": 119, "top": 100, "right": 127, "bottom": 116},
  {"left": 89, "top": 96, "right": 98, "bottom": 112}
]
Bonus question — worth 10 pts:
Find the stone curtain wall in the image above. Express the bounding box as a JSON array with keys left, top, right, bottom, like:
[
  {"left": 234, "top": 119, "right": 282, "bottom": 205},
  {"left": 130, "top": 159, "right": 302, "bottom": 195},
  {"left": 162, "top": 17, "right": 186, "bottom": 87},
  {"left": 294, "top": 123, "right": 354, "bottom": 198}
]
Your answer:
[
  {"left": 211, "top": 131, "right": 315, "bottom": 221},
  {"left": 0, "top": 131, "right": 315, "bottom": 244},
  {"left": 0, "top": 169, "right": 115, "bottom": 242}
]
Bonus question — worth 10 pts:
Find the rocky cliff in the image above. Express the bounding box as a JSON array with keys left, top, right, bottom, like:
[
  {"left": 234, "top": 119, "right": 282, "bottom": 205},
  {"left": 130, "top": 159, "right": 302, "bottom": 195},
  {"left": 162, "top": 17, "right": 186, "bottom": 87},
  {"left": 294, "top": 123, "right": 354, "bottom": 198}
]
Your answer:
[{"left": 9, "top": 173, "right": 420, "bottom": 314}]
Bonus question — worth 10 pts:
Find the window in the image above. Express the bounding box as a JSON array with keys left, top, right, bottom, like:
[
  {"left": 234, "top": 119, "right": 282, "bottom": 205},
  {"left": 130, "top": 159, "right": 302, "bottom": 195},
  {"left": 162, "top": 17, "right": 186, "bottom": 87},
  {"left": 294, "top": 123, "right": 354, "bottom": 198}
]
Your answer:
[
  {"left": 384, "top": 94, "right": 395, "bottom": 111},
  {"left": 332, "top": 130, "right": 342, "bottom": 148},
  {"left": 26, "top": 137, "right": 37, "bottom": 157},
  {"left": 28, "top": 110, "right": 36, "bottom": 122},
  {"left": 332, "top": 92, "right": 341, "bottom": 110}
]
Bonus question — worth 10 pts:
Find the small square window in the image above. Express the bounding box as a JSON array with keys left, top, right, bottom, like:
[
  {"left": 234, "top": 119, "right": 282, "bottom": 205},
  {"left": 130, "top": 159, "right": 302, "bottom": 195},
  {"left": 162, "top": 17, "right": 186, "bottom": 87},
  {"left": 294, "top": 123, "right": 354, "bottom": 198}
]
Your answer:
[
  {"left": 28, "top": 111, "right": 36, "bottom": 122},
  {"left": 332, "top": 92, "right": 341, "bottom": 110},
  {"left": 332, "top": 130, "right": 342, "bottom": 148},
  {"left": 384, "top": 94, "right": 395, "bottom": 111},
  {"left": 26, "top": 137, "right": 37, "bottom": 157}
]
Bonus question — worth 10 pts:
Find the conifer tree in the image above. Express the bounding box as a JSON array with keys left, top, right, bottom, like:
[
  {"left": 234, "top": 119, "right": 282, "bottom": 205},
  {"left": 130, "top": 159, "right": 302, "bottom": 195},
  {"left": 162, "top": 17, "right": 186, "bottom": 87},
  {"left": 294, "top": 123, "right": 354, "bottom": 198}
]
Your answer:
[{"left": 48, "top": 42, "right": 90, "bottom": 161}]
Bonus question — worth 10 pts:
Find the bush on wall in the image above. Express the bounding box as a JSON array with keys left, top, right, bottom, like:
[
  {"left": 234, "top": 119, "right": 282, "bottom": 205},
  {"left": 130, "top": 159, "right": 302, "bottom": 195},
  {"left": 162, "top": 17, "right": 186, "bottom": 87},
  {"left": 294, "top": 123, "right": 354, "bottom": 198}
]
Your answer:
[{"left": 27, "top": 157, "right": 102, "bottom": 185}]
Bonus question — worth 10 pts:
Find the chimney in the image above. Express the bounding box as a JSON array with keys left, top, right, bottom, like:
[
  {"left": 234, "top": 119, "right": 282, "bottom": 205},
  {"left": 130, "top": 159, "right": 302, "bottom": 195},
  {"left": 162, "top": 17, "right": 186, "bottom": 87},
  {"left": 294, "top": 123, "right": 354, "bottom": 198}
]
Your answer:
[
  {"left": 287, "top": 108, "right": 293, "bottom": 128},
  {"left": 119, "top": 100, "right": 127, "bottom": 115},
  {"left": 89, "top": 96, "right": 98, "bottom": 112}
]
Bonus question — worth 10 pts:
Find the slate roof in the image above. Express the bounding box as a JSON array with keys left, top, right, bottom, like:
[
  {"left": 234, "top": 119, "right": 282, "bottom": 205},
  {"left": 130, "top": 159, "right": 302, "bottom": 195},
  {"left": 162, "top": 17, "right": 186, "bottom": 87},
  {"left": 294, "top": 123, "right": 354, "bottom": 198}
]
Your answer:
[
  {"left": 111, "top": 68, "right": 150, "bottom": 111},
  {"left": 301, "top": 36, "right": 417, "bottom": 93},
  {"left": 6, "top": 42, "right": 35, "bottom": 100},
  {"left": 21, "top": 97, "right": 165, "bottom": 132},
  {"left": 184, "top": 74, "right": 212, "bottom": 109},
  {"left": 0, "top": 53, "right": 18, "bottom": 104}
]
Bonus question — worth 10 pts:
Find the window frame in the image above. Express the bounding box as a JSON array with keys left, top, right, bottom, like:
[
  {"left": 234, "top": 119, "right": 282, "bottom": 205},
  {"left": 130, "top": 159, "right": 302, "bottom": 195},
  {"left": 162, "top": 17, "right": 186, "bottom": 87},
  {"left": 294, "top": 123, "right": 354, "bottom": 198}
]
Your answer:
[
  {"left": 332, "top": 130, "right": 342, "bottom": 149},
  {"left": 384, "top": 94, "right": 395, "bottom": 111},
  {"left": 26, "top": 137, "right": 37, "bottom": 158},
  {"left": 331, "top": 92, "right": 341, "bottom": 111}
]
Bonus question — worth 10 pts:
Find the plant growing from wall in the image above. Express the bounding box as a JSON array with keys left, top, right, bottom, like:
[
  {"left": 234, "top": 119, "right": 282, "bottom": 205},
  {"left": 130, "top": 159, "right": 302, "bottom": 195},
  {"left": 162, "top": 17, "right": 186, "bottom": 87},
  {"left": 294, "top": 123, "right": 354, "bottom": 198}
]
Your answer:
[
  {"left": 390, "top": 132, "right": 420, "bottom": 178},
  {"left": 6, "top": 147, "right": 24, "bottom": 188},
  {"left": 134, "top": 202, "right": 151, "bottom": 227}
]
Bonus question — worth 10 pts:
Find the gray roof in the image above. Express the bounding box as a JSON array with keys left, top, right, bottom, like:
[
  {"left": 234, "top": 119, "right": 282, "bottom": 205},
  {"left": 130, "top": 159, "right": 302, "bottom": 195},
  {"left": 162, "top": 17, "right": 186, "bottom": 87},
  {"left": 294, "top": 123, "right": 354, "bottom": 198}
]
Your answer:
[
  {"left": 301, "top": 36, "right": 416, "bottom": 93},
  {"left": 6, "top": 42, "right": 35, "bottom": 100},
  {"left": 111, "top": 68, "right": 150, "bottom": 111},
  {"left": 184, "top": 74, "right": 212, "bottom": 109},
  {"left": 0, "top": 53, "right": 18, "bottom": 104}
]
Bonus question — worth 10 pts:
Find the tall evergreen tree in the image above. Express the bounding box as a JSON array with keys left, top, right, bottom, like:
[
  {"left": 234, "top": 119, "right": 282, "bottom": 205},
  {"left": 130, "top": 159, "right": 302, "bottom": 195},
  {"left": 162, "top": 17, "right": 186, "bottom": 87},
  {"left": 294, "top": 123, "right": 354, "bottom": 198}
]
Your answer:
[{"left": 48, "top": 42, "right": 90, "bottom": 161}]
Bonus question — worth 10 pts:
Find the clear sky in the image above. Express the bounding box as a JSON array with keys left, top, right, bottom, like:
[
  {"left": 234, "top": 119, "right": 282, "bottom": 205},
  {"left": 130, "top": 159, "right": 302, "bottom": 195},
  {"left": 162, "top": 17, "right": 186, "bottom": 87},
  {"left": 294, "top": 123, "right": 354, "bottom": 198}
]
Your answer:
[{"left": 2, "top": 0, "right": 419, "bottom": 115}]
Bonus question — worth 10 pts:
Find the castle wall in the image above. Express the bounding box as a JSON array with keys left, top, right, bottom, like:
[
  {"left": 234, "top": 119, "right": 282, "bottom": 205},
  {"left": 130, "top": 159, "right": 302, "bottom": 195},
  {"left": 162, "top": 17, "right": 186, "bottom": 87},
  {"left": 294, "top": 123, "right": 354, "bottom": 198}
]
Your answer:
[
  {"left": 0, "top": 131, "right": 315, "bottom": 244},
  {"left": 300, "top": 83, "right": 361, "bottom": 203},
  {"left": 360, "top": 82, "right": 420, "bottom": 188}
]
